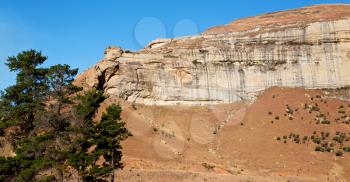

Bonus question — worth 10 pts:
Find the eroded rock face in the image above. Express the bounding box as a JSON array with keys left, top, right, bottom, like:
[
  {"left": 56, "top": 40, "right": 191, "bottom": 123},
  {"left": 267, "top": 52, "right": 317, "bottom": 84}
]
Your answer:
[{"left": 75, "top": 4, "right": 350, "bottom": 105}]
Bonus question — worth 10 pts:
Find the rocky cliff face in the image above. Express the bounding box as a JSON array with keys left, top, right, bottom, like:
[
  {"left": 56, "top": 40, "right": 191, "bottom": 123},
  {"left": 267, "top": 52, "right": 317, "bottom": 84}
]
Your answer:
[{"left": 75, "top": 4, "right": 350, "bottom": 105}]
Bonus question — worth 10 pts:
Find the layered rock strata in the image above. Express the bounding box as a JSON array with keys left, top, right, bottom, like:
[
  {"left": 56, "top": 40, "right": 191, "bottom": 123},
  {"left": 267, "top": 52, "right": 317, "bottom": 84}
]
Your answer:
[{"left": 75, "top": 4, "right": 350, "bottom": 105}]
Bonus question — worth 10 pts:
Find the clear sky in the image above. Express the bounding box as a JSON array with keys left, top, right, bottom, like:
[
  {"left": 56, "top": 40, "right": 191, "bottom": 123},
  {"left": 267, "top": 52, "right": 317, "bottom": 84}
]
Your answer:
[{"left": 1, "top": 0, "right": 349, "bottom": 90}]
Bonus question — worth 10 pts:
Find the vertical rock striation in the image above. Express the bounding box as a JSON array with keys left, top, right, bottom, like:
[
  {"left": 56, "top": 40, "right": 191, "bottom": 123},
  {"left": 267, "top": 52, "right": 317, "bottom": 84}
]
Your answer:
[{"left": 75, "top": 4, "right": 350, "bottom": 105}]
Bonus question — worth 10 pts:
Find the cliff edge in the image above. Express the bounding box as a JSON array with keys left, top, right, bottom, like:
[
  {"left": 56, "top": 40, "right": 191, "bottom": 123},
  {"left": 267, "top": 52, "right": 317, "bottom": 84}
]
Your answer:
[{"left": 75, "top": 4, "right": 350, "bottom": 105}]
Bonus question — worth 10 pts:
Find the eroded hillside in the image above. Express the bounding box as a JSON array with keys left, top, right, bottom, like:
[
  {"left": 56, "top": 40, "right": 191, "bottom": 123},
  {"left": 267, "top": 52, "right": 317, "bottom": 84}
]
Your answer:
[{"left": 108, "top": 87, "right": 350, "bottom": 181}]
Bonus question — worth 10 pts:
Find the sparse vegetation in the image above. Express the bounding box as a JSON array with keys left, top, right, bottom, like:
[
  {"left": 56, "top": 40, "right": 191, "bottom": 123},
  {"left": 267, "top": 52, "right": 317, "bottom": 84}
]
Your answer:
[
  {"left": 202, "top": 163, "right": 215, "bottom": 170},
  {"left": 278, "top": 130, "right": 350, "bottom": 156},
  {"left": 276, "top": 97, "right": 350, "bottom": 156}
]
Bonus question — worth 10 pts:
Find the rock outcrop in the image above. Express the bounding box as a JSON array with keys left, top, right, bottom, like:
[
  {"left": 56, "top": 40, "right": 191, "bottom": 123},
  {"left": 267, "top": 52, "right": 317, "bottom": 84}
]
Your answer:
[{"left": 75, "top": 4, "right": 350, "bottom": 105}]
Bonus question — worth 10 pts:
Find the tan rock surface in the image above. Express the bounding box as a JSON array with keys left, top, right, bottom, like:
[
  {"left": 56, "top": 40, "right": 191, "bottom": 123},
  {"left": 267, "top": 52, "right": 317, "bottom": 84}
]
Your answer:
[
  {"left": 69, "top": 5, "right": 350, "bottom": 181},
  {"left": 75, "top": 4, "right": 350, "bottom": 105}
]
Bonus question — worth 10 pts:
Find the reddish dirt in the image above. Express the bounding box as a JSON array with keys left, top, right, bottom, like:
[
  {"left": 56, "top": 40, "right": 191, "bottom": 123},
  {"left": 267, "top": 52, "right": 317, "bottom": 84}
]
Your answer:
[
  {"left": 218, "top": 87, "right": 350, "bottom": 181},
  {"left": 204, "top": 4, "right": 350, "bottom": 35},
  {"left": 97, "top": 87, "right": 350, "bottom": 181}
]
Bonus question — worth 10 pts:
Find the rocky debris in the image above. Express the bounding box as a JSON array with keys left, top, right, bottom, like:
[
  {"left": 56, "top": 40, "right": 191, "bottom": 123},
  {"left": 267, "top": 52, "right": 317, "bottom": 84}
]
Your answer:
[{"left": 75, "top": 4, "right": 350, "bottom": 105}]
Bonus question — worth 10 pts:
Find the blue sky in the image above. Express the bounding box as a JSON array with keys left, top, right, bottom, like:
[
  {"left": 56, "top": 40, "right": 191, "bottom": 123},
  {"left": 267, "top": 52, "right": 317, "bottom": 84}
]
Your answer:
[{"left": 1, "top": 0, "right": 349, "bottom": 90}]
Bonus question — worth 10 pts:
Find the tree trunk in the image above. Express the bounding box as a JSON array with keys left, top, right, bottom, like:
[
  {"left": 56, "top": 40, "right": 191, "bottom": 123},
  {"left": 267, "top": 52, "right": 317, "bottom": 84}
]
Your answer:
[{"left": 111, "top": 150, "right": 115, "bottom": 182}]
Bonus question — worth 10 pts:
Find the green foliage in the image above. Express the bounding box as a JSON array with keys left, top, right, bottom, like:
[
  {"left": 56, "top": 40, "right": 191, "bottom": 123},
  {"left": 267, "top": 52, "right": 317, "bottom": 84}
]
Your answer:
[
  {"left": 0, "top": 50, "right": 83, "bottom": 181},
  {"left": 0, "top": 134, "right": 58, "bottom": 181},
  {"left": 44, "top": 64, "right": 82, "bottom": 135},
  {"left": 37, "top": 175, "right": 56, "bottom": 182},
  {"left": 315, "top": 146, "right": 323, "bottom": 152},
  {"left": 1, "top": 50, "right": 49, "bottom": 132},
  {"left": 16, "top": 157, "right": 55, "bottom": 182},
  {"left": 46, "top": 64, "right": 80, "bottom": 104},
  {"left": 343, "top": 146, "right": 350, "bottom": 152},
  {"left": 336, "top": 150, "right": 343, "bottom": 156},
  {"left": 74, "top": 89, "right": 105, "bottom": 121},
  {"left": 69, "top": 101, "right": 130, "bottom": 180},
  {"left": 0, "top": 154, "right": 55, "bottom": 182},
  {"left": 333, "top": 132, "right": 347, "bottom": 144},
  {"left": 5, "top": 50, "right": 47, "bottom": 72},
  {"left": 0, "top": 51, "right": 82, "bottom": 134},
  {"left": 0, "top": 50, "right": 130, "bottom": 181},
  {"left": 0, "top": 157, "right": 18, "bottom": 181}
]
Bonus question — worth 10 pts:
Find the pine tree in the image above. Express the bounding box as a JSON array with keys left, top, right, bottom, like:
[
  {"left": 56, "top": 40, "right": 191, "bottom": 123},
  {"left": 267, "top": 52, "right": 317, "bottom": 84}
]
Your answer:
[
  {"left": 1, "top": 50, "right": 48, "bottom": 133},
  {"left": 0, "top": 50, "right": 82, "bottom": 181},
  {"left": 90, "top": 104, "right": 130, "bottom": 181},
  {"left": 46, "top": 64, "right": 80, "bottom": 104},
  {"left": 45, "top": 64, "right": 81, "bottom": 135},
  {"left": 0, "top": 50, "right": 130, "bottom": 181},
  {"left": 69, "top": 90, "right": 130, "bottom": 181}
]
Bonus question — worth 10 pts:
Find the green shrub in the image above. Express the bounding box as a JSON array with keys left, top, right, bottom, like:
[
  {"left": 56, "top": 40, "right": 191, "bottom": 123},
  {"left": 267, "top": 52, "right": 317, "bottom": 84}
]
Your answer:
[
  {"left": 343, "top": 147, "right": 350, "bottom": 152},
  {"left": 294, "top": 138, "right": 300, "bottom": 144},
  {"left": 325, "top": 147, "right": 333, "bottom": 152},
  {"left": 74, "top": 89, "right": 105, "bottom": 121},
  {"left": 69, "top": 103, "right": 130, "bottom": 180},
  {"left": 336, "top": 150, "right": 343, "bottom": 156},
  {"left": 202, "top": 163, "right": 215, "bottom": 170},
  {"left": 315, "top": 146, "right": 322, "bottom": 152},
  {"left": 286, "top": 106, "right": 294, "bottom": 114}
]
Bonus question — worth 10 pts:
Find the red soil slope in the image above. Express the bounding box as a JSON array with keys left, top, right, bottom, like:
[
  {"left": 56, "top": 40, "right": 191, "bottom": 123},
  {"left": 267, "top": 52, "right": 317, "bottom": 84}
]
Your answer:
[{"left": 88, "top": 87, "right": 350, "bottom": 181}]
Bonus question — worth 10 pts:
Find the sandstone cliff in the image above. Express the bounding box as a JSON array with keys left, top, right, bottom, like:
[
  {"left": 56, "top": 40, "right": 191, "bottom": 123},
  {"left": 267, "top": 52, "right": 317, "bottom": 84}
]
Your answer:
[{"left": 75, "top": 4, "right": 350, "bottom": 105}]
